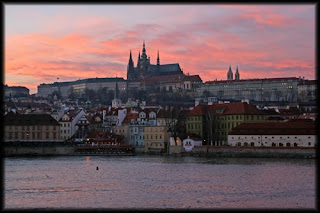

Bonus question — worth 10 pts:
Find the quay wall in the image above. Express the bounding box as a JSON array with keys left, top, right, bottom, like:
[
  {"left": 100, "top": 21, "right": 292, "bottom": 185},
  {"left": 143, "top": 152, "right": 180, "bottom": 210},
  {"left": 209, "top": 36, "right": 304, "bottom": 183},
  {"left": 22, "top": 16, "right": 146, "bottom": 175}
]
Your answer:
[
  {"left": 4, "top": 144, "right": 135, "bottom": 157},
  {"left": 4, "top": 146, "right": 75, "bottom": 157},
  {"left": 4, "top": 145, "right": 317, "bottom": 159},
  {"left": 179, "top": 146, "right": 317, "bottom": 159}
]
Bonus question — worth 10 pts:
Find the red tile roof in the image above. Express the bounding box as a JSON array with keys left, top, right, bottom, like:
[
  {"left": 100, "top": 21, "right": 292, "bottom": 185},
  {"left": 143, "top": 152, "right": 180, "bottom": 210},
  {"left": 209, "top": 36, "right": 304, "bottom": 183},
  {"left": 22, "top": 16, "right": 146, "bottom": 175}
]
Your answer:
[
  {"left": 4, "top": 112, "right": 60, "bottom": 126},
  {"left": 183, "top": 75, "right": 202, "bottom": 82},
  {"left": 188, "top": 102, "right": 268, "bottom": 116},
  {"left": 122, "top": 112, "right": 139, "bottom": 124},
  {"left": 229, "top": 120, "right": 316, "bottom": 135}
]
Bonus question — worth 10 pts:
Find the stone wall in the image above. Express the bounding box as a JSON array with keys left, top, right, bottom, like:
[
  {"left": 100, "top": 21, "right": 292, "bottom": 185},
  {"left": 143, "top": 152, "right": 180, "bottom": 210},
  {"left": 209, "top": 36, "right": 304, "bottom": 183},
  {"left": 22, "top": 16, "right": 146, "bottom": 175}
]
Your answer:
[
  {"left": 186, "top": 146, "right": 316, "bottom": 158},
  {"left": 4, "top": 146, "right": 75, "bottom": 156}
]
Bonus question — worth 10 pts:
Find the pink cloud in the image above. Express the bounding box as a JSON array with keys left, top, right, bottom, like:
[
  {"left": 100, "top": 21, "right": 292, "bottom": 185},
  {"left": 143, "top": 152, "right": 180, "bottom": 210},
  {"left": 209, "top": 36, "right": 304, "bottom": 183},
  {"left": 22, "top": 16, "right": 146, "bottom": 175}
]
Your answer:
[{"left": 5, "top": 5, "right": 315, "bottom": 95}]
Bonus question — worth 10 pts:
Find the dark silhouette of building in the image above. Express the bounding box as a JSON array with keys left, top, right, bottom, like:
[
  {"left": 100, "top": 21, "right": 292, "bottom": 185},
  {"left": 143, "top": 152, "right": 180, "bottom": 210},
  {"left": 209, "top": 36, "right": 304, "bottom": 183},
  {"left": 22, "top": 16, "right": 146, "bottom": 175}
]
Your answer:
[{"left": 127, "top": 41, "right": 183, "bottom": 81}]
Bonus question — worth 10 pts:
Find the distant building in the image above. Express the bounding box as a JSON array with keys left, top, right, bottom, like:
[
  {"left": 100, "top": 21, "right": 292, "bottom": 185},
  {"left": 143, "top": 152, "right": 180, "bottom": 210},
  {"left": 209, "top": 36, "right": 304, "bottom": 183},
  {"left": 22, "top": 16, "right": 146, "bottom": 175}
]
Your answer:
[
  {"left": 4, "top": 84, "right": 29, "bottom": 98},
  {"left": 198, "top": 69, "right": 300, "bottom": 103},
  {"left": 228, "top": 119, "right": 316, "bottom": 147},
  {"left": 127, "top": 41, "right": 183, "bottom": 81},
  {"left": 298, "top": 79, "right": 317, "bottom": 102},
  {"left": 37, "top": 77, "right": 126, "bottom": 98},
  {"left": 4, "top": 112, "right": 61, "bottom": 142},
  {"left": 126, "top": 41, "right": 202, "bottom": 93}
]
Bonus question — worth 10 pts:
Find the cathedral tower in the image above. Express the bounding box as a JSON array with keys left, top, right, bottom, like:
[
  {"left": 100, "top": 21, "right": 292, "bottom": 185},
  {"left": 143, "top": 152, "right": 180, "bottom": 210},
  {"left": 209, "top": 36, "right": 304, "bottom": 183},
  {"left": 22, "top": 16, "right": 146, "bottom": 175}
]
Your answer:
[
  {"left": 227, "top": 66, "right": 233, "bottom": 80},
  {"left": 127, "top": 50, "right": 136, "bottom": 81},
  {"left": 235, "top": 66, "right": 240, "bottom": 80}
]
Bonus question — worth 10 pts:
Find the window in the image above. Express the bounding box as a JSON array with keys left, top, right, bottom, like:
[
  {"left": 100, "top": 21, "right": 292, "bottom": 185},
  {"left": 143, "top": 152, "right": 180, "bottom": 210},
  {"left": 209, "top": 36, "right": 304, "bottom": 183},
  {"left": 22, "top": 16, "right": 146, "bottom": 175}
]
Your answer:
[
  {"left": 46, "top": 132, "right": 49, "bottom": 139},
  {"left": 8, "top": 132, "right": 12, "bottom": 140}
]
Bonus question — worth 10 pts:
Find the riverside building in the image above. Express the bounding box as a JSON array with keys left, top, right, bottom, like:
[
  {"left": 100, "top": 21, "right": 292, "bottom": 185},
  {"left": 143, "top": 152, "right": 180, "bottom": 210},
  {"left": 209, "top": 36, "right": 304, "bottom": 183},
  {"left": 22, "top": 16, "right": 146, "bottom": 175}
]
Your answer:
[
  {"left": 4, "top": 112, "right": 62, "bottom": 143},
  {"left": 228, "top": 119, "right": 316, "bottom": 147},
  {"left": 186, "top": 102, "right": 277, "bottom": 145}
]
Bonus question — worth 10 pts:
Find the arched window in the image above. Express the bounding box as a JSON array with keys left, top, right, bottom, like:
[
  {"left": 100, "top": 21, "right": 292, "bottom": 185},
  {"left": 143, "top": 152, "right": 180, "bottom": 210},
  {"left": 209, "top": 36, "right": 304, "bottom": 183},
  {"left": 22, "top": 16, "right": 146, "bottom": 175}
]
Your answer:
[
  {"left": 244, "top": 142, "right": 248, "bottom": 146},
  {"left": 294, "top": 143, "right": 298, "bottom": 147},
  {"left": 279, "top": 143, "right": 283, "bottom": 147},
  {"left": 272, "top": 143, "right": 276, "bottom": 147},
  {"left": 250, "top": 142, "right": 255, "bottom": 147},
  {"left": 237, "top": 142, "right": 241, "bottom": 146},
  {"left": 286, "top": 143, "right": 291, "bottom": 147}
]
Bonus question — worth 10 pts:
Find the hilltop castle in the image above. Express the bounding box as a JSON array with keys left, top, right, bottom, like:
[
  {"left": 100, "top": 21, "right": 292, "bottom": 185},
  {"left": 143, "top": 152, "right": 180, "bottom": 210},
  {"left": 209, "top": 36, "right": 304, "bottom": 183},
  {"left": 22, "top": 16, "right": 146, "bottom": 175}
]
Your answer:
[{"left": 127, "top": 41, "right": 183, "bottom": 81}]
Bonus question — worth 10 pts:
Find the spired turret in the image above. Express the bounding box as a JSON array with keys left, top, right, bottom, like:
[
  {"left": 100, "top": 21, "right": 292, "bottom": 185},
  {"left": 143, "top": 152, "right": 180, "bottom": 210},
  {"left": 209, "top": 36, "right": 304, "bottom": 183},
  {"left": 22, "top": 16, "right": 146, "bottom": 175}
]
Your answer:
[
  {"left": 235, "top": 66, "right": 240, "bottom": 80},
  {"left": 127, "top": 50, "right": 136, "bottom": 81},
  {"left": 227, "top": 66, "right": 233, "bottom": 80}
]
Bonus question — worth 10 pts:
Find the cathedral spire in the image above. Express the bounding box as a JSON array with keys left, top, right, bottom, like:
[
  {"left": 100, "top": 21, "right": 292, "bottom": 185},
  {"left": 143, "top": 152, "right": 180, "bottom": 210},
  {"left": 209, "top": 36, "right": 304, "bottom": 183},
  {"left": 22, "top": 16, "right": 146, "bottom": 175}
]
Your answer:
[
  {"left": 141, "top": 40, "right": 147, "bottom": 59},
  {"left": 157, "top": 50, "right": 160, "bottom": 66},
  {"left": 129, "top": 50, "right": 133, "bottom": 64},
  {"left": 115, "top": 76, "right": 118, "bottom": 99},
  {"left": 127, "top": 50, "right": 135, "bottom": 80},
  {"left": 143, "top": 40, "right": 146, "bottom": 53},
  {"left": 235, "top": 66, "right": 240, "bottom": 80},
  {"left": 227, "top": 65, "right": 233, "bottom": 80}
]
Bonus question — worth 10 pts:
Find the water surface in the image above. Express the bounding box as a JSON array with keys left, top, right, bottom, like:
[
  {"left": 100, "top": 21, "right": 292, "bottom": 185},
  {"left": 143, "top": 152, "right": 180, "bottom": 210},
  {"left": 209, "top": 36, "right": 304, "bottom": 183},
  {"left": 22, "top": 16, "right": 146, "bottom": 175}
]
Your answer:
[{"left": 4, "top": 156, "right": 316, "bottom": 210}]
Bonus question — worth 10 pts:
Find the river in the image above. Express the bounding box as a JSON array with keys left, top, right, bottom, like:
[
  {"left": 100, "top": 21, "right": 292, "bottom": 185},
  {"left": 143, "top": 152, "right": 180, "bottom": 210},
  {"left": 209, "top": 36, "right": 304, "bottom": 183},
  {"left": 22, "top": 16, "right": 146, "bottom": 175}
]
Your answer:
[{"left": 4, "top": 156, "right": 316, "bottom": 210}]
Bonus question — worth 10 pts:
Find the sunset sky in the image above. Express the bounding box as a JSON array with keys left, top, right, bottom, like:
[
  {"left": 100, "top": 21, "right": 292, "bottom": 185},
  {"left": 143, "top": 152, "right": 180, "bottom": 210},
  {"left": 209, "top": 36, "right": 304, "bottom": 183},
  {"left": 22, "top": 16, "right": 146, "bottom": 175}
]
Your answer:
[{"left": 5, "top": 4, "right": 315, "bottom": 94}]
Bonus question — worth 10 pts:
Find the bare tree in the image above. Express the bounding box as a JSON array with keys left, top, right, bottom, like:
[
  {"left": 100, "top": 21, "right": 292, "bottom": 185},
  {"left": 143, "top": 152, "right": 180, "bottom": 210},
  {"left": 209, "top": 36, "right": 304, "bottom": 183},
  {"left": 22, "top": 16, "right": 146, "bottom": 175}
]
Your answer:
[{"left": 164, "top": 104, "right": 187, "bottom": 146}]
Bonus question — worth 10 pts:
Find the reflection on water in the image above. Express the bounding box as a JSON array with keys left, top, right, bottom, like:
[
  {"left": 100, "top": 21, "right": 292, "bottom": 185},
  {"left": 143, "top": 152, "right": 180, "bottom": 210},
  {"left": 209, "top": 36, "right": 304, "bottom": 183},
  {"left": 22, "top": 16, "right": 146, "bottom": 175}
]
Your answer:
[{"left": 5, "top": 156, "right": 316, "bottom": 209}]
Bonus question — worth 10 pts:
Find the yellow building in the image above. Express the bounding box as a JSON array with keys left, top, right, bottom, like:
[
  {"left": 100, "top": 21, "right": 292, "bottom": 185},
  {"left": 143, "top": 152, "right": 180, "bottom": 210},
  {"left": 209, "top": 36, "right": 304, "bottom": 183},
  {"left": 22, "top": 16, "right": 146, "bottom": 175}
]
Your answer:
[
  {"left": 144, "top": 125, "right": 168, "bottom": 153},
  {"left": 4, "top": 112, "right": 61, "bottom": 142}
]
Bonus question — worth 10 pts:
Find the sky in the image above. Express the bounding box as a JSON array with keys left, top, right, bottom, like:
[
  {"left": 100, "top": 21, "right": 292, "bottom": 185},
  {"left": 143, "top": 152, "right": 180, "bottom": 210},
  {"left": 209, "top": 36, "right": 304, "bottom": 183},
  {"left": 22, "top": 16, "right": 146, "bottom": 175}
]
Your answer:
[{"left": 5, "top": 4, "right": 316, "bottom": 94}]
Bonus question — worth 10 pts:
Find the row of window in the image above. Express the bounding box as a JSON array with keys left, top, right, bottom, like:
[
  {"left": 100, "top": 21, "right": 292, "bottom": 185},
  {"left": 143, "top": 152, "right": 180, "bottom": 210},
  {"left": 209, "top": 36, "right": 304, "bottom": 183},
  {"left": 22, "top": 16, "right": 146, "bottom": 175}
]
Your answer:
[
  {"left": 130, "top": 134, "right": 163, "bottom": 140},
  {"left": 130, "top": 127, "right": 164, "bottom": 133},
  {"left": 232, "top": 136, "right": 312, "bottom": 140},
  {"left": 8, "top": 125, "right": 55, "bottom": 131},
  {"left": 236, "top": 142, "right": 312, "bottom": 147},
  {"left": 146, "top": 142, "right": 163, "bottom": 147},
  {"left": 7, "top": 132, "right": 57, "bottom": 140}
]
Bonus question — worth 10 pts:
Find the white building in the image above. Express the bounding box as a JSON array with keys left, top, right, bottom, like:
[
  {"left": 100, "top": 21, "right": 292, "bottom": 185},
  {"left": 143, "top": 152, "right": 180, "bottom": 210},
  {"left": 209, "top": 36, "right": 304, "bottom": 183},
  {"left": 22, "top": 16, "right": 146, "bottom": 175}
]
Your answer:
[
  {"left": 182, "top": 136, "right": 202, "bottom": 152},
  {"left": 228, "top": 120, "right": 316, "bottom": 147},
  {"left": 59, "top": 108, "right": 85, "bottom": 141}
]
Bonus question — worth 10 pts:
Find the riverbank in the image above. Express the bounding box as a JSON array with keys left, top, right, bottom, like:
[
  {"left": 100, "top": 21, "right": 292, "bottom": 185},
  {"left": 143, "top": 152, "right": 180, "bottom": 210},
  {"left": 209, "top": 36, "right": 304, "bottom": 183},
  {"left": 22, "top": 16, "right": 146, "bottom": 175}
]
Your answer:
[
  {"left": 4, "top": 145, "right": 317, "bottom": 159},
  {"left": 175, "top": 146, "right": 317, "bottom": 159}
]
